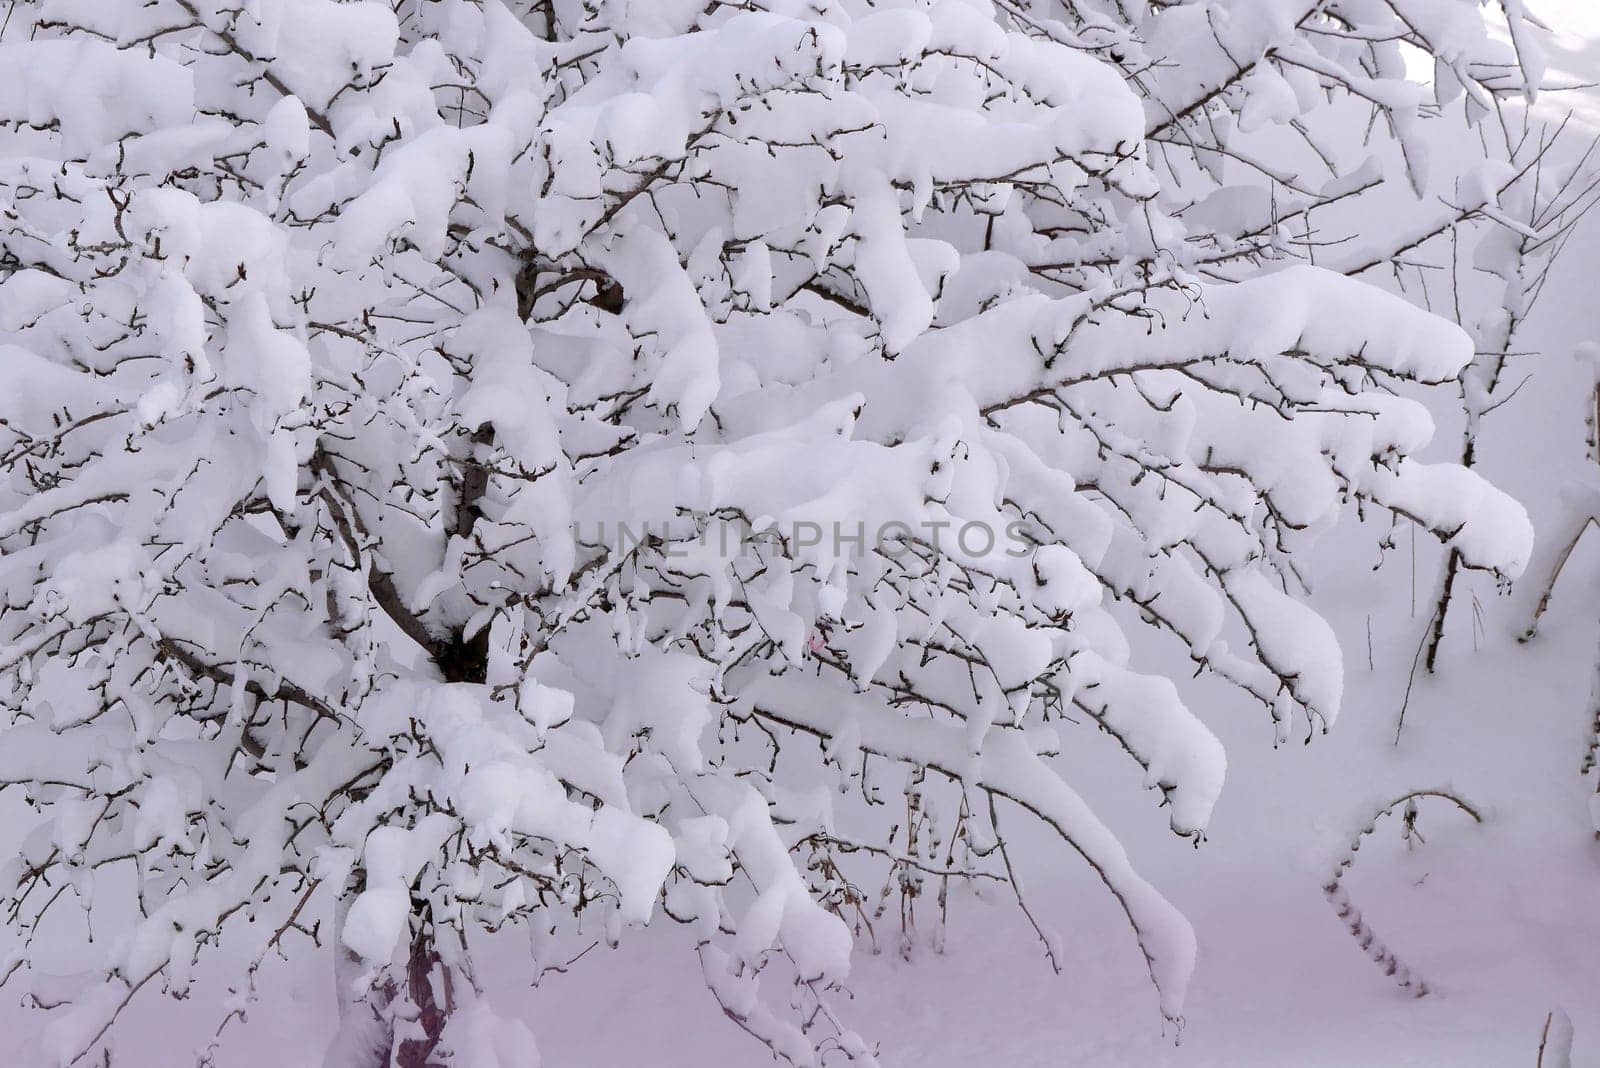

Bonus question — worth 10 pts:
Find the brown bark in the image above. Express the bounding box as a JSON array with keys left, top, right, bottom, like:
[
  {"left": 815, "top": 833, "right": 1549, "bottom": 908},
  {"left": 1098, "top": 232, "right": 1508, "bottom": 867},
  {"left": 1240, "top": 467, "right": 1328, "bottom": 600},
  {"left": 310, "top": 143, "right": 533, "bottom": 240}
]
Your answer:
[{"left": 395, "top": 912, "right": 455, "bottom": 1068}]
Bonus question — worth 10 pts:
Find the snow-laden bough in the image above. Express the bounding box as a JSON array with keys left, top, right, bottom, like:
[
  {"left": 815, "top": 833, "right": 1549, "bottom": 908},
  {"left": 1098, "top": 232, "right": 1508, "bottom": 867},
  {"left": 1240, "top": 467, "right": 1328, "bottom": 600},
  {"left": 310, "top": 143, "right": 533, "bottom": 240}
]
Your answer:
[{"left": 0, "top": 0, "right": 1543, "bottom": 1064}]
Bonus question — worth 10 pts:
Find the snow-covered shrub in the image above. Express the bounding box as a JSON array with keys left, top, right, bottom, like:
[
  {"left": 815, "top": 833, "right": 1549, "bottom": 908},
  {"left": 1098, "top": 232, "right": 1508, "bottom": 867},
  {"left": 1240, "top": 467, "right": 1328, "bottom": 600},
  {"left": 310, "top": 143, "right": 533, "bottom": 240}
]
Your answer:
[
  {"left": 0, "top": 1, "right": 1542, "bottom": 1063},
  {"left": 1519, "top": 340, "right": 1600, "bottom": 832},
  {"left": 1395, "top": 116, "right": 1600, "bottom": 677}
]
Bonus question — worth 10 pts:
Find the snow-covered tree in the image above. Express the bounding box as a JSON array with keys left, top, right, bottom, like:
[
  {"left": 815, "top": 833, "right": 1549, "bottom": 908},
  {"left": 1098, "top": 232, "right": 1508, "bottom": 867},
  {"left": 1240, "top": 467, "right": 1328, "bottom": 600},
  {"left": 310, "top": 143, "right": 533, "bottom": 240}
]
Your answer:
[{"left": 0, "top": 1, "right": 1542, "bottom": 1064}]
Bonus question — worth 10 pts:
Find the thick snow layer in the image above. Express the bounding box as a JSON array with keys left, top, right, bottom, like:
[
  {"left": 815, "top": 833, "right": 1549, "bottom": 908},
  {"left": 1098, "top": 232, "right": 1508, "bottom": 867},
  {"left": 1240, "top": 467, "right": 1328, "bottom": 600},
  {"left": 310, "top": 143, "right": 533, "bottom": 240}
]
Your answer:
[{"left": 0, "top": 1, "right": 1594, "bottom": 1066}]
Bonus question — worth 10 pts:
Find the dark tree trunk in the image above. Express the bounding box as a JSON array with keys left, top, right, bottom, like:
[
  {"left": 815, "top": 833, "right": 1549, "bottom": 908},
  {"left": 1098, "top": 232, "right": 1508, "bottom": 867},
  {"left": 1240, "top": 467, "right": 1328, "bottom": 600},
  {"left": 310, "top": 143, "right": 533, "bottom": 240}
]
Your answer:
[
  {"left": 436, "top": 425, "right": 494, "bottom": 685},
  {"left": 328, "top": 886, "right": 456, "bottom": 1068},
  {"left": 395, "top": 908, "right": 454, "bottom": 1068}
]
